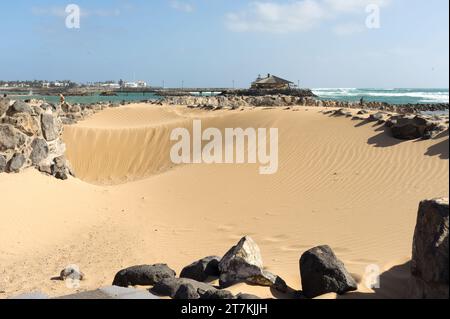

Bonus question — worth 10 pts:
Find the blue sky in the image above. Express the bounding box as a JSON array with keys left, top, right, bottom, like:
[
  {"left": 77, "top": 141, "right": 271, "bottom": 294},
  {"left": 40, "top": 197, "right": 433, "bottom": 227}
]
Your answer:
[{"left": 0, "top": 0, "right": 448, "bottom": 88}]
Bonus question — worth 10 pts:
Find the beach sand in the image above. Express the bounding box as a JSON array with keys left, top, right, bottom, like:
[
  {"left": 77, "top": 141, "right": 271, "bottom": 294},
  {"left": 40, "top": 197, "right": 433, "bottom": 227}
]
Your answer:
[{"left": 0, "top": 103, "right": 448, "bottom": 299}]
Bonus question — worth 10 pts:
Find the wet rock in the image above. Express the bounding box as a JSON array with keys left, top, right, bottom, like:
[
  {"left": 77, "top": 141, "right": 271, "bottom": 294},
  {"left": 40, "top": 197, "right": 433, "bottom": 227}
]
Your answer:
[
  {"left": 7, "top": 153, "right": 26, "bottom": 173},
  {"left": 180, "top": 256, "right": 221, "bottom": 282},
  {"left": 113, "top": 264, "right": 176, "bottom": 287},
  {"left": 411, "top": 198, "right": 449, "bottom": 299},
  {"left": 299, "top": 245, "right": 357, "bottom": 298}
]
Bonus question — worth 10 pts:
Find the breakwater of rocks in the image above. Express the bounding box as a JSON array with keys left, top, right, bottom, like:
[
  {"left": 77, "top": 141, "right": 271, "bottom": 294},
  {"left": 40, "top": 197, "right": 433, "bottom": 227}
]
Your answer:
[
  {"left": 0, "top": 97, "right": 135, "bottom": 178},
  {"left": 161, "top": 95, "right": 449, "bottom": 114}
]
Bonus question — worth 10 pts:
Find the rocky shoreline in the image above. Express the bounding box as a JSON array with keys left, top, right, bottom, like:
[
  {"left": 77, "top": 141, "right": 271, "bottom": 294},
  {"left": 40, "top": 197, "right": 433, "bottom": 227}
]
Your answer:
[
  {"left": 161, "top": 94, "right": 449, "bottom": 114},
  {"left": 1, "top": 96, "right": 448, "bottom": 177}
]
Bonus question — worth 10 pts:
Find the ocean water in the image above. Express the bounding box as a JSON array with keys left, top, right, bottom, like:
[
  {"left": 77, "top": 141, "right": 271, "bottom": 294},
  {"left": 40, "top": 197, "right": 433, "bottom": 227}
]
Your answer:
[
  {"left": 312, "top": 88, "right": 449, "bottom": 105},
  {"left": 5, "top": 92, "right": 160, "bottom": 105}
]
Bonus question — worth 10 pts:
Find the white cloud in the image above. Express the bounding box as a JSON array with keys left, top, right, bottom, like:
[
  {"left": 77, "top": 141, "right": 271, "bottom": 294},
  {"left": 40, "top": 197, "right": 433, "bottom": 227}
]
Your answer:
[
  {"left": 226, "top": 0, "right": 324, "bottom": 33},
  {"left": 226, "top": 0, "right": 391, "bottom": 34},
  {"left": 170, "top": 1, "right": 194, "bottom": 13}
]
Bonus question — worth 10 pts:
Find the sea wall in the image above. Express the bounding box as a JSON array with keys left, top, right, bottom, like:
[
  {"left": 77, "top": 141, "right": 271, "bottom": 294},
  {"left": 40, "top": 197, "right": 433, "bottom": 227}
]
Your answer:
[
  {"left": 0, "top": 97, "right": 127, "bottom": 178},
  {"left": 0, "top": 97, "right": 72, "bottom": 178},
  {"left": 161, "top": 95, "right": 449, "bottom": 113}
]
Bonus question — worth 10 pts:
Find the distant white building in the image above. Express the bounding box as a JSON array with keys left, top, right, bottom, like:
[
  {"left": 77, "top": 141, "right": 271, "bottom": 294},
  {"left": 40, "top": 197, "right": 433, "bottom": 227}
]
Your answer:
[
  {"left": 42, "top": 82, "right": 50, "bottom": 88},
  {"left": 124, "top": 81, "right": 148, "bottom": 88},
  {"left": 124, "top": 82, "right": 138, "bottom": 88},
  {"left": 101, "top": 83, "right": 121, "bottom": 89},
  {"left": 137, "top": 80, "right": 148, "bottom": 88}
]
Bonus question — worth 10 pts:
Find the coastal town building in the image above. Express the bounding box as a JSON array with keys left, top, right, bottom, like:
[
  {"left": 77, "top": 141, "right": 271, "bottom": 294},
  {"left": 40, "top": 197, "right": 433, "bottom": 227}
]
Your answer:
[
  {"left": 124, "top": 81, "right": 148, "bottom": 88},
  {"left": 251, "top": 74, "right": 294, "bottom": 90}
]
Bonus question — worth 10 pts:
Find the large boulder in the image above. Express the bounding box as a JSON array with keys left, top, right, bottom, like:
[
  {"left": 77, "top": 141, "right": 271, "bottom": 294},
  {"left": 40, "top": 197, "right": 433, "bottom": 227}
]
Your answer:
[
  {"left": 299, "top": 245, "right": 357, "bottom": 298},
  {"left": 0, "top": 124, "right": 27, "bottom": 152},
  {"left": 180, "top": 256, "right": 221, "bottom": 282},
  {"left": 112, "top": 264, "right": 176, "bottom": 287},
  {"left": 391, "top": 116, "right": 445, "bottom": 140},
  {"left": 151, "top": 277, "right": 217, "bottom": 298},
  {"left": 411, "top": 198, "right": 449, "bottom": 299},
  {"left": 219, "top": 236, "right": 263, "bottom": 286},
  {"left": 218, "top": 236, "right": 287, "bottom": 292}
]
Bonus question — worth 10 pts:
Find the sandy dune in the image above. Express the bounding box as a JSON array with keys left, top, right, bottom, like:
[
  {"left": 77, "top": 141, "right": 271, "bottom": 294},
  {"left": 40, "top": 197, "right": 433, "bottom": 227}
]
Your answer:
[{"left": 1, "top": 103, "right": 448, "bottom": 299}]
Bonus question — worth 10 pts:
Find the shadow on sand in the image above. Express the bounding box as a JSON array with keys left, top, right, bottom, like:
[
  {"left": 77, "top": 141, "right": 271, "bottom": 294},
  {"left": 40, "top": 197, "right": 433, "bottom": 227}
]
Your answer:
[
  {"left": 424, "top": 130, "right": 449, "bottom": 160},
  {"left": 337, "top": 261, "right": 412, "bottom": 299},
  {"left": 367, "top": 127, "right": 407, "bottom": 148}
]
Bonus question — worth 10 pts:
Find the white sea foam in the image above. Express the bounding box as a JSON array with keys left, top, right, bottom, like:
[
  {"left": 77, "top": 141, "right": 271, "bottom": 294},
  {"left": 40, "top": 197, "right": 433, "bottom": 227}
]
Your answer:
[{"left": 312, "top": 88, "right": 449, "bottom": 103}]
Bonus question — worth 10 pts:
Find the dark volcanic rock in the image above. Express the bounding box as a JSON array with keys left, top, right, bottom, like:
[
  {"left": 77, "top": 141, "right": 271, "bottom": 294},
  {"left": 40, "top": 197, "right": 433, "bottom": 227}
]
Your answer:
[
  {"left": 173, "top": 283, "right": 201, "bottom": 300},
  {"left": 200, "top": 290, "right": 235, "bottom": 300},
  {"left": 219, "top": 236, "right": 265, "bottom": 288},
  {"left": 112, "top": 264, "right": 176, "bottom": 287},
  {"left": 411, "top": 198, "right": 449, "bottom": 299},
  {"left": 151, "top": 278, "right": 217, "bottom": 298},
  {"left": 180, "top": 256, "right": 221, "bottom": 282},
  {"left": 299, "top": 245, "right": 357, "bottom": 298},
  {"left": 237, "top": 293, "right": 261, "bottom": 299},
  {"left": 390, "top": 116, "right": 445, "bottom": 140},
  {"left": 218, "top": 236, "right": 288, "bottom": 292}
]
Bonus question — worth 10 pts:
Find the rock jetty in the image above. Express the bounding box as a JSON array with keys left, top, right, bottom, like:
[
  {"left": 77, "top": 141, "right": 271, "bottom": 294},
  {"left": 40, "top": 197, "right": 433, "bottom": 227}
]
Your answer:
[
  {"left": 161, "top": 95, "right": 449, "bottom": 114},
  {"left": 0, "top": 97, "right": 71, "bottom": 178}
]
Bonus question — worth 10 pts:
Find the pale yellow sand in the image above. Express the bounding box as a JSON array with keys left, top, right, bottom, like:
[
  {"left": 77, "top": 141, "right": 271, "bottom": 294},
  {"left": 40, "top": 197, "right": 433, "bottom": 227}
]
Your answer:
[{"left": 0, "top": 104, "right": 448, "bottom": 299}]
